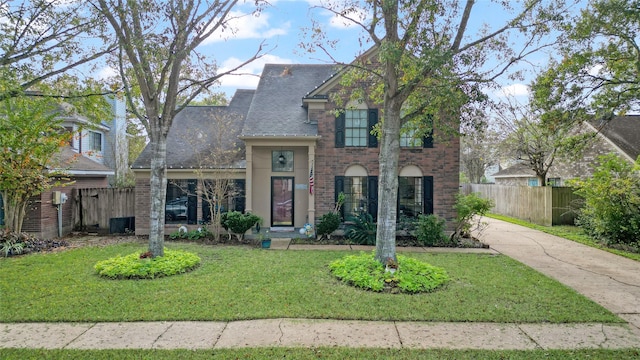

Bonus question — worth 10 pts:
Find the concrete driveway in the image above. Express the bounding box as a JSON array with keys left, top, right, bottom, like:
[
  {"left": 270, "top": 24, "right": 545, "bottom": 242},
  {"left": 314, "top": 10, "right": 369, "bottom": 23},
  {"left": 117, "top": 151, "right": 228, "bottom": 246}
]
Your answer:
[{"left": 477, "top": 217, "right": 640, "bottom": 330}]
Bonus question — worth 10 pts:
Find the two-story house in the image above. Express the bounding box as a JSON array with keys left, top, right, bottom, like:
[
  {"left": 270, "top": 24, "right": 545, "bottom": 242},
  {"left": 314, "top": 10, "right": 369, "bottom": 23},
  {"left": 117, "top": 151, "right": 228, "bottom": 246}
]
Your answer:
[{"left": 132, "top": 59, "right": 460, "bottom": 235}]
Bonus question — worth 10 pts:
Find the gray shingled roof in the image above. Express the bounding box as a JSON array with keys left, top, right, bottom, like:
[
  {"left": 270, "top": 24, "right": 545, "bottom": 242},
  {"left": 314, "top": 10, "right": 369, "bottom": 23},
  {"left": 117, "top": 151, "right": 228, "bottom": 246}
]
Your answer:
[
  {"left": 492, "top": 163, "right": 535, "bottom": 177},
  {"left": 132, "top": 89, "right": 254, "bottom": 169},
  {"left": 241, "top": 64, "right": 338, "bottom": 137},
  {"left": 595, "top": 115, "right": 640, "bottom": 160},
  {"left": 52, "top": 146, "right": 113, "bottom": 173}
]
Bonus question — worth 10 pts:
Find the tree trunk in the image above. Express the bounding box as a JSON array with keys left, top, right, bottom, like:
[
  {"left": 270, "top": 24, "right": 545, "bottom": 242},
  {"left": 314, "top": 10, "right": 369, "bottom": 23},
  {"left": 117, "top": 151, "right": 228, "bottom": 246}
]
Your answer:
[
  {"left": 538, "top": 174, "right": 547, "bottom": 187},
  {"left": 148, "top": 135, "right": 168, "bottom": 257},
  {"left": 375, "top": 104, "right": 401, "bottom": 263},
  {"left": 1, "top": 190, "right": 28, "bottom": 233}
]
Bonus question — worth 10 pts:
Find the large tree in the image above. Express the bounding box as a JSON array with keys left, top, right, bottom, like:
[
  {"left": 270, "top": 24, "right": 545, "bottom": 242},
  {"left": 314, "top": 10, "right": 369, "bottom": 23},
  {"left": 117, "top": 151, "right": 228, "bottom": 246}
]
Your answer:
[
  {"left": 93, "top": 0, "right": 265, "bottom": 257},
  {"left": 460, "top": 123, "right": 502, "bottom": 184},
  {"left": 532, "top": 0, "right": 640, "bottom": 116},
  {"left": 311, "top": 0, "right": 571, "bottom": 263},
  {"left": 0, "top": 0, "right": 114, "bottom": 100}
]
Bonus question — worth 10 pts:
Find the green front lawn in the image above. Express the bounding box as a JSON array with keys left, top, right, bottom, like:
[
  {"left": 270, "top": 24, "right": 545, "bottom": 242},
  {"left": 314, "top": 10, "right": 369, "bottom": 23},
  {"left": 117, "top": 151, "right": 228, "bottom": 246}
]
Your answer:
[
  {"left": 0, "top": 242, "right": 619, "bottom": 323},
  {"left": 486, "top": 213, "right": 640, "bottom": 262}
]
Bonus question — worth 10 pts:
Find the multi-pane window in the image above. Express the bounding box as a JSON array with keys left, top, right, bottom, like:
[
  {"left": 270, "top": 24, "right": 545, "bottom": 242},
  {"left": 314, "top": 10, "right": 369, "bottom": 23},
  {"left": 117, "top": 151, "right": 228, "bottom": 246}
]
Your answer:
[
  {"left": 547, "top": 178, "right": 561, "bottom": 187},
  {"left": 88, "top": 131, "right": 102, "bottom": 152},
  {"left": 400, "top": 128, "right": 423, "bottom": 148},
  {"left": 528, "top": 178, "right": 539, "bottom": 186},
  {"left": 345, "top": 109, "right": 368, "bottom": 147},
  {"left": 398, "top": 177, "right": 423, "bottom": 218},
  {"left": 201, "top": 179, "right": 245, "bottom": 223},
  {"left": 343, "top": 176, "right": 368, "bottom": 218}
]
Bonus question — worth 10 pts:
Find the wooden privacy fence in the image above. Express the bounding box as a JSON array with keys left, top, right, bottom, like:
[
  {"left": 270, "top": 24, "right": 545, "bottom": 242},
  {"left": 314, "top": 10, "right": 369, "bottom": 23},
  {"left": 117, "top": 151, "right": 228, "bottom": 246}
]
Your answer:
[
  {"left": 73, "top": 187, "right": 136, "bottom": 233},
  {"left": 460, "top": 184, "right": 582, "bottom": 226}
]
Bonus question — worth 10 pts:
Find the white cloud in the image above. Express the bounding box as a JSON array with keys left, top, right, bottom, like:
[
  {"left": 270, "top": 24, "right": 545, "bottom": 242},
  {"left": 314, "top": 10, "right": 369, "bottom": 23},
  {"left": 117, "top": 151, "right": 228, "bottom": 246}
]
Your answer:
[
  {"left": 94, "top": 66, "right": 118, "bottom": 81},
  {"left": 588, "top": 64, "right": 604, "bottom": 76},
  {"left": 203, "top": 11, "right": 289, "bottom": 44},
  {"left": 328, "top": 7, "right": 370, "bottom": 29},
  {"left": 216, "top": 54, "right": 294, "bottom": 89},
  {"left": 496, "top": 83, "right": 530, "bottom": 98},
  {"left": 306, "top": 1, "right": 370, "bottom": 29}
]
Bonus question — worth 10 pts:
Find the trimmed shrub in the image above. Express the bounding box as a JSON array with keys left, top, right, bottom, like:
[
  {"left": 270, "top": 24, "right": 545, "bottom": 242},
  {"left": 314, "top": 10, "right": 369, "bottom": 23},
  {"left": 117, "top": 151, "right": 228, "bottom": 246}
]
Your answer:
[
  {"left": 415, "top": 214, "right": 450, "bottom": 246},
  {"left": 221, "top": 211, "right": 262, "bottom": 241},
  {"left": 316, "top": 212, "right": 341, "bottom": 239}
]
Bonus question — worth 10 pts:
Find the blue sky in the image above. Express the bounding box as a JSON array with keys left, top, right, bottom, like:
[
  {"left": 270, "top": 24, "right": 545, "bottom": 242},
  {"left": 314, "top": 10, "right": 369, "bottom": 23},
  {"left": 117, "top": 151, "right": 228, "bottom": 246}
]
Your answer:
[
  {"left": 93, "top": 0, "right": 587, "bottom": 102},
  {"left": 196, "top": 0, "right": 369, "bottom": 97}
]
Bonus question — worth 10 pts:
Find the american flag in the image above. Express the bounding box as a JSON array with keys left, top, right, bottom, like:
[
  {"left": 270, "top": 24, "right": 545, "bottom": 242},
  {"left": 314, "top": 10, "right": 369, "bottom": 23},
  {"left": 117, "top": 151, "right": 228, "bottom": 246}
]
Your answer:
[{"left": 309, "top": 163, "right": 314, "bottom": 195}]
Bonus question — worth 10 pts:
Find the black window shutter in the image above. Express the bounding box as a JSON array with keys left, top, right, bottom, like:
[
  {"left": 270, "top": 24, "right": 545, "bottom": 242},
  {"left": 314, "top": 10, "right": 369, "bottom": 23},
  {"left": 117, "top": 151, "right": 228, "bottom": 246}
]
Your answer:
[
  {"left": 187, "top": 179, "right": 198, "bottom": 224},
  {"left": 423, "top": 176, "right": 434, "bottom": 215},
  {"left": 423, "top": 116, "right": 434, "bottom": 148},
  {"left": 423, "top": 132, "right": 434, "bottom": 148},
  {"left": 367, "top": 176, "right": 378, "bottom": 221},
  {"left": 335, "top": 176, "right": 345, "bottom": 219},
  {"left": 335, "top": 112, "right": 345, "bottom": 148},
  {"left": 368, "top": 109, "right": 378, "bottom": 148}
]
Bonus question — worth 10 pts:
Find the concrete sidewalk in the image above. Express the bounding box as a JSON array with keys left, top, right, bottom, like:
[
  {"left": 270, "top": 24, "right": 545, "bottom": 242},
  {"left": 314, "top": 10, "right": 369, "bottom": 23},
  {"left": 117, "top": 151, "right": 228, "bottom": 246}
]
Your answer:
[
  {"left": 2, "top": 218, "right": 640, "bottom": 350},
  {"left": 2, "top": 319, "right": 639, "bottom": 350}
]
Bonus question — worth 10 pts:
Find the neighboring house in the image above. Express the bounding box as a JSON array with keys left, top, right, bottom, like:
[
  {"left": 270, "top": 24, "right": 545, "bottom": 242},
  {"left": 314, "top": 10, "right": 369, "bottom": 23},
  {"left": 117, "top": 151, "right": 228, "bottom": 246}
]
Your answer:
[
  {"left": 492, "top": 163, "right": 542, "bottom": 186},
  {"left": 61, "top": 96, "right": 128, "bottom": 177},
  {"left": 132, "top": 57, "right": 460, "bottom": 235},
  {"left": 493, "top": 115, "right": 640, "bottom": 186},
  {"left": 1, "top": 98, "right": 126, "bottom": 238}
]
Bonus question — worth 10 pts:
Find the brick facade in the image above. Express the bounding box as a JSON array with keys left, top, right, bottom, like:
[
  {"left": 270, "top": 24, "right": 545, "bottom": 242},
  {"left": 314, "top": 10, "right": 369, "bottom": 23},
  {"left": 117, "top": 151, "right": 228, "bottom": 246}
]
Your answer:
[
  {"left": 132, "top": 61, "right": 461, "bottom": 234},
  {"left": 313, "top": 97, "right": 460, "bottom": 224}
]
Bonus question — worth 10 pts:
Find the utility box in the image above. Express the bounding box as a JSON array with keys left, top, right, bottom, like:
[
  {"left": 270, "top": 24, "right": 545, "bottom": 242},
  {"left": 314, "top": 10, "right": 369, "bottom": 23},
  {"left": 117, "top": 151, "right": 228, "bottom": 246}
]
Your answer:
[{"left": 52, "top": 191, "right": 68, "bottom": 205}]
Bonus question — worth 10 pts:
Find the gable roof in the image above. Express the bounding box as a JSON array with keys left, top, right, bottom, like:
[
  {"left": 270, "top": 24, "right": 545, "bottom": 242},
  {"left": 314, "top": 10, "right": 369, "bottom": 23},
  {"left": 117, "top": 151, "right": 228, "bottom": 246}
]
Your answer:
[
  {"left": 241, "top": 64, "right": 338, "bottom": 137},
  {"left": 132, "top": 89, "right": 254, "bottom": 170},
  {"left": 304, "top": 45, "right": 378, "bottom": 100},
  {"left": 589, "top": 115, "right": 640, "bottom": 161}
]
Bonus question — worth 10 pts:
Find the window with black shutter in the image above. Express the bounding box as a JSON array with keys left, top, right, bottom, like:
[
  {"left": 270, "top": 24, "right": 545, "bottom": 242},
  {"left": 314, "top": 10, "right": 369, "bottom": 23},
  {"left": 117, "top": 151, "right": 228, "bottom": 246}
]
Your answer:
[{"left": 335, "top": 109, "right": 379, "bottom": 148}]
